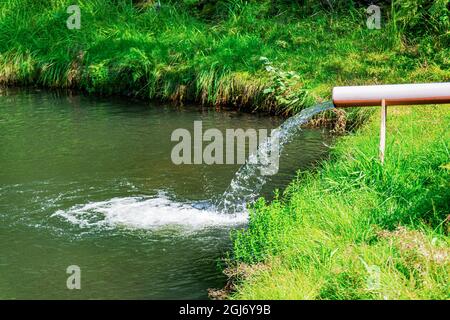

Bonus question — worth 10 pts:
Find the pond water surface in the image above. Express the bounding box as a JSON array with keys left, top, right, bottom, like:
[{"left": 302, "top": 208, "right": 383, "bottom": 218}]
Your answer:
[{"left": 0, "top": 89, "right": 332, "bottom": 299}]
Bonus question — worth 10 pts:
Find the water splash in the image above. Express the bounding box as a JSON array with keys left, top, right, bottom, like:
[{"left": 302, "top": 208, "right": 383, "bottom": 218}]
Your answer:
[
  {"left": 52, "top": 194, "right": 247, "bottom": 231},
  {"left": 215, "top": 102, "right": 334, "bottom": 213},
  {"left": 52, "top": 102, "right": 333, "bottom": 230}
]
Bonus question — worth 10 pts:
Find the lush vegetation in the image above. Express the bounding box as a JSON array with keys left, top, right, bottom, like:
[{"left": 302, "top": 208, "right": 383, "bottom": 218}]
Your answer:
[
  {"left": 1, "top": 0, "right": 449, "bottom": 300},
  {"left": 0, "top": 0, "right": 448, "bottom": 120},
  {"left": 229, "top": 105, "right": 450, "bottom": 300}
]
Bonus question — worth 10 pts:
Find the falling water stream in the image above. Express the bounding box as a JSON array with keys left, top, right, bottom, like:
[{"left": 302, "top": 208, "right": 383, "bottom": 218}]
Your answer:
[{"left": 216, "top": 102, "right": 334, "bottom": 213}]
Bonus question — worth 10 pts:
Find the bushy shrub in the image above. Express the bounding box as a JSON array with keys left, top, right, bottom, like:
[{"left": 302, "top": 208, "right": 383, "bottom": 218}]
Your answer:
[{"left": 392, "top": 0, "right": 449, "bottom": 37}]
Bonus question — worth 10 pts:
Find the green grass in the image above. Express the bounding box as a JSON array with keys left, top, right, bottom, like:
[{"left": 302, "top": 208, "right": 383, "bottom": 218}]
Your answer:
[
  {"left": 0, "top": 0, "right": 449, "bottom": 120},
  {"left": 1, "top": 0, "right": 449, "bottom": 300},
  {"left": 229, "top": 105, "right": 450, "bottom": 299}
]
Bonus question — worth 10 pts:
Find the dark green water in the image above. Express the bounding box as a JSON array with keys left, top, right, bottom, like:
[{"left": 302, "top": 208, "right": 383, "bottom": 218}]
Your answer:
[{"left": 0, "top": 88, "right": 331, "bottom": 299}]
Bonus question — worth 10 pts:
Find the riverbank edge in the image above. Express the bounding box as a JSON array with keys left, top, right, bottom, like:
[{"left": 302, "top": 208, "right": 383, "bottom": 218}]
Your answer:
[
  {"left": 1, "top": 2, "right": 447, "bottom": 130},
  {"left": 213, "top": 104, "right": 450, "bottom": 300},
  {"left": 0, "top": 78, "right": 363, "bottom": 134}
]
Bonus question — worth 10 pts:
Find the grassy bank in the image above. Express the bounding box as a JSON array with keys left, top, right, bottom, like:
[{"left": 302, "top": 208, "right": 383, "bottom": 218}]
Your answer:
[
  {"left": 0, "top": 1, "right": 448, "bottom": 122},
  {"left": 225, "top": 105, "right": 450, "bottom": 299},
  {"left": 2, "top": 0, "right": 449, "bottom": 301}
]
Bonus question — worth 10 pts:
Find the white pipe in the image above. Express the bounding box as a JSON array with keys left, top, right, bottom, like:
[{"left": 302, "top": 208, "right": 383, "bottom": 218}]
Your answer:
[{"left": 333, "top": 82, "right": 450, "bottom": 107}]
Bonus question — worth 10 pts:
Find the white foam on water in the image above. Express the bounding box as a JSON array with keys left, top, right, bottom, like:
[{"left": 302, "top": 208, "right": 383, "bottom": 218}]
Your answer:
[{"left": 52, "top": 195, "right": 248, "bottom": 230}]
